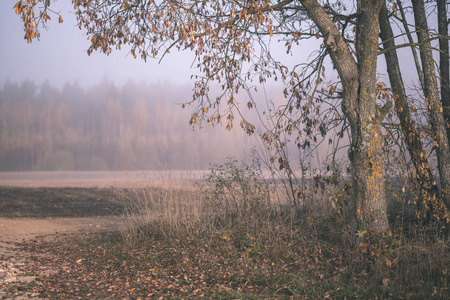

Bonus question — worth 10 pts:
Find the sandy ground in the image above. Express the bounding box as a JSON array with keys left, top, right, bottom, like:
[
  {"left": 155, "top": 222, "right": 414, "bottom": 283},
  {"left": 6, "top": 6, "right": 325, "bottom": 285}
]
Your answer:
[
  {"left": 0, "top": 216, "right": 124, "bottom": 258},
  {"left": 0, "top": 217, "right": 125, "bottom": 300},
  {"left": 0, "top": 172, "right": 201, "bottom": 258},
  {"left": 0, "top": 170, "right": 202, "bottom": 234},
  {"left": 0, "top": 174, "right": 202, "bottom": 299},
  {"left": 0, "top": 176, "right": 128, "bottom": 272},
  {"left": 0, "top": 179, "right": 128, "bottom": 299},
  {"left": 0, "top": 216, "right": 123, "bottom": 243}
]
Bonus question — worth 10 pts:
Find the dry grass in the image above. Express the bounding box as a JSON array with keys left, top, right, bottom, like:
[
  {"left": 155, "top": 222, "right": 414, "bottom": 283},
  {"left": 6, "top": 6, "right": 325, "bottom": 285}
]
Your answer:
[{"left": 111, "top": 163, "right": 449, "bottom": 299}]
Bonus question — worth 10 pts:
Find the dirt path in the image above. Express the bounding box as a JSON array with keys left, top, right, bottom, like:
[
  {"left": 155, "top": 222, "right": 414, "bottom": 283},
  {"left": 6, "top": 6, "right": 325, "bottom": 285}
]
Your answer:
[
  {"left": 0, "top": 185, "right": 126, "bottom": 257},
  {"left": 0, "top": 216, "right": 124, "bottom": 299},
  {"left": 0, "top": 183, "right": 129, "bottom": 299},
  {"left": 0, "top": 216, "right": 123, "bottom": 254}
]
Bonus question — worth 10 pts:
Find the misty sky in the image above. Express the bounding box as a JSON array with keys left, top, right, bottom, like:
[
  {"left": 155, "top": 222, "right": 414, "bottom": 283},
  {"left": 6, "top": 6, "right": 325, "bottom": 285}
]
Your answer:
[
  {"left": 1, "top": 0, "right": 432, "bottom": 92},
  {"left": 0, "top": 0, "right": 324, "bottom": 91},
  {"left": 0, "top": 1, "right": 201, "bottom": 88},
  {"left": 0, "top": 0, "right": 439, "bottom": 172}
]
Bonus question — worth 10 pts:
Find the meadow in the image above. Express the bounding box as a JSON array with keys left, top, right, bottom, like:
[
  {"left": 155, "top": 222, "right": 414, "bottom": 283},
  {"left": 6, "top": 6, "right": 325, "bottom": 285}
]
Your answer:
[{"left": 0, "top": 164, "right": 449, "bottom": 299}]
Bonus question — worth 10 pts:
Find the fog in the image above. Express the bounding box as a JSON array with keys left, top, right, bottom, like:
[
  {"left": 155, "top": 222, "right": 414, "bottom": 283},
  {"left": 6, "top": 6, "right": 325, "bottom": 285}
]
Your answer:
[
  {"left": 1, "top": 0, "right": 424, "bottom": 173},
  {"left": 0, "top": 79, "right": 262, "bottom": 171},
  {"left": 0, "top": 1, "right": 311, "bottom": 172},
  {"left": 0, "top": 1, "right": 199, "bottom": 88},
  {"left": 0, "top": 1, "right": 255, "bottom": 171}
]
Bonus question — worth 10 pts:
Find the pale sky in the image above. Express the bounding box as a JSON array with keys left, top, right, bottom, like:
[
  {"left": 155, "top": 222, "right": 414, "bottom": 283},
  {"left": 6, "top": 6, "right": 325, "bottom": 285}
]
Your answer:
[
  {"left": 0, "top": 1, "right": 323, "bottom": 91},
  {"left": 0, "top": 1, "right": 199, "bottom": 88},
  {"left": 0, "top": 0, "right": 428, "bottom": 95},
  {"left": 1, "top": 0, "right": 438, "bottom": 172}
]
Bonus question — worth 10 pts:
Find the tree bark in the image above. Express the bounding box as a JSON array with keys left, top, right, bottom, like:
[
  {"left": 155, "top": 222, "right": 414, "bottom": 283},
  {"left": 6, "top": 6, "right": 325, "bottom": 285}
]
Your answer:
[
  {"left": 352, "top": 0, "right": 389, "bottom": 234},
  {"left": 379, "top": 3, "right": 439, "bottom": 199},
  {"left": 300, "top": 0, "right": 389, "bottom": 235},
  {"left": 437, "top": 0, "right": 450, "bottom": 143},
  {"left": 412, "top": 0, "right": 450, "bottom": 206}
]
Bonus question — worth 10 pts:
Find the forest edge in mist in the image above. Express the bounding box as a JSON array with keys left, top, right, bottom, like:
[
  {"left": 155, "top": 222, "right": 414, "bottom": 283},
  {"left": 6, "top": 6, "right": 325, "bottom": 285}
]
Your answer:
[{"left": 0, "top": 80, "right": 250, "bottom": 171}]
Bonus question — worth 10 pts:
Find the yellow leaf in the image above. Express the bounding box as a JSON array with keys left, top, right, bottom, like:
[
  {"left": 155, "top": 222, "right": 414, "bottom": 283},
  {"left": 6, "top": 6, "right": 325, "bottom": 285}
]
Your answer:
[
  {"left": 14, "top": 2, "right": 20, "bottom": 15},
  {"left": 58, "top": 15, "right": 63, "bottom": 23},
  {"left": 356, "top": 231, "right": 367, "bottom": 238},
  {"left": 385, "top": 258, "right": 392, "bottom": 267},
  {"left": 221, "top": 232, "right": 231, "bottom": 240}
]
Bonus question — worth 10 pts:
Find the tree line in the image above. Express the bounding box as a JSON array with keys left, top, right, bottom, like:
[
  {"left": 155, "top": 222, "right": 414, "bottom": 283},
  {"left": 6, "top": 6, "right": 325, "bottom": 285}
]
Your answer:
[{"left": 0, "top": 79, "right": 248, "bottom": 171}]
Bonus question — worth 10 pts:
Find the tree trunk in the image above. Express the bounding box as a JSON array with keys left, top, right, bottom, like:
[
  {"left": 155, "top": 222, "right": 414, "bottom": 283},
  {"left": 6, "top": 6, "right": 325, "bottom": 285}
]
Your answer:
[
  {"left": 437, "top": 0, "right": 450, "bottom": 143},
  {"left": 412, "top": 0, "right": 450, "bottom": 206},
  {"left": 300, "top": 0, "right": 389, "bottom": 235},
  {"left": 352, "top": 0, "right": 389, "bottom": 234},
  {"left": 379, "top": 3, "right": 440, "bottom": 202},
  {"left": 396, "top": 0, "right": 425, "bottom": 90}
]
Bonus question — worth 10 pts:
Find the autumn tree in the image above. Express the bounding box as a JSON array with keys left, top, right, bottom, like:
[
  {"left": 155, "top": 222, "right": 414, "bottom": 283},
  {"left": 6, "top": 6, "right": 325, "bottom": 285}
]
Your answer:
[
  {"left": 378, "top": 1, "right": 450, "bottom": 223},
  {"left": 437, "top": 0, "right": 450, "bottom": 145},
  {"left": 14, "top": 0, "right": 391, "bottom": 235},
  {"left": 17, "top": 0, "right": 446, "bottom": 235},
  {"left": 410, "top": 0, "right": 450, "bottom": 206}
]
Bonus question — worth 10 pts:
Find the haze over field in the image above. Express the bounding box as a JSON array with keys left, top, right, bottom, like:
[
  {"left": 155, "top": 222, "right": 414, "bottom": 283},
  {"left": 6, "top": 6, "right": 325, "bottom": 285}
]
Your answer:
[
  {"left": 0, "top": 0, "right": 429, "bottom": 173},
  {"left": 0, "top": 79, "right": 260, "bottom": 171},
  {"left": 0, "top": 1, "right": 260, "bottom": 171},
  {"left": 0, "top": 1, "right": 316, "bottom": 172}
]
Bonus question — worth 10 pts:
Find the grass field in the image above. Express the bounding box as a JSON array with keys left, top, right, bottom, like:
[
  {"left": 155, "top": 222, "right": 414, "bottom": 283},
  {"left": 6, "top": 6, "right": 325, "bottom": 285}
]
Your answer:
[{"left": 0, "top": 167, "right": 449, "bottom": 299}]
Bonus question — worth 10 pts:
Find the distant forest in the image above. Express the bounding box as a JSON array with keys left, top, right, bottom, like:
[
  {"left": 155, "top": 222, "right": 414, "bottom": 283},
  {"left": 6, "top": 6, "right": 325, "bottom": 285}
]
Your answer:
[{"left": 0, "top": 79, "right": 248, "bottom": 171}]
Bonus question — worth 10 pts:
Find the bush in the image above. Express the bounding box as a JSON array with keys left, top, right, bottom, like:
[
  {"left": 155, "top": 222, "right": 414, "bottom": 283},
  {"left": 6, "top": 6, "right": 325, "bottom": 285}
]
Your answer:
[{"left": 201, "top": 159, "right": 272, "bottom": 225}]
